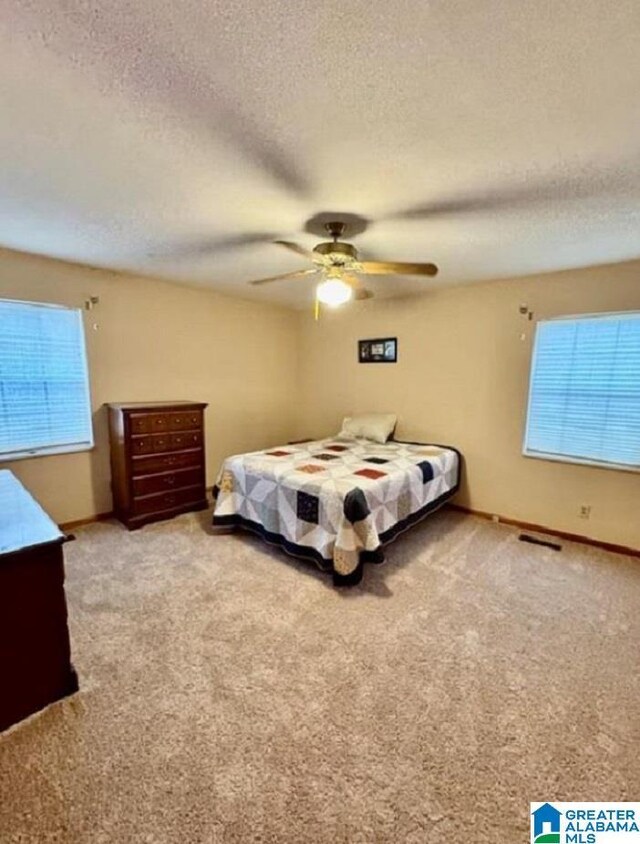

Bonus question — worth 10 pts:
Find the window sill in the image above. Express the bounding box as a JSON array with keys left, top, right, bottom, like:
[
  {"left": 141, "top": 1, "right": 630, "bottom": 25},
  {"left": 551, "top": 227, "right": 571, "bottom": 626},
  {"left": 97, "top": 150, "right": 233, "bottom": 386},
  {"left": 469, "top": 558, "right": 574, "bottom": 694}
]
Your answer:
[
  {"left": 523, "top": 450, "right": 639, "bottom": 474},
  {"left": 0, "top": 443, "right": 95, "bottom": 463}
]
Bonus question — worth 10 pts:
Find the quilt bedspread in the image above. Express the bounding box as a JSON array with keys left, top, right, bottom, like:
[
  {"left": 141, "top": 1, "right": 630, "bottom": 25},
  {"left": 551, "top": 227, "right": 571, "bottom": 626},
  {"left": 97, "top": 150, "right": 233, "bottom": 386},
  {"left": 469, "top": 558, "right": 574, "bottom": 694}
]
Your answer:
[{"left": 212, "top": 438, "right": 460, "bottom": 577}]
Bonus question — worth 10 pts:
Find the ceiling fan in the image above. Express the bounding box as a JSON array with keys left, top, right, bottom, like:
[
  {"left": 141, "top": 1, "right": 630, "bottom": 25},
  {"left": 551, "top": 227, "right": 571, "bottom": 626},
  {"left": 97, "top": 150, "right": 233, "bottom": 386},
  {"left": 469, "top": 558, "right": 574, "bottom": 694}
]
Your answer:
[{"left": 246, "top": 221, "right": 438, "bottom": 309}]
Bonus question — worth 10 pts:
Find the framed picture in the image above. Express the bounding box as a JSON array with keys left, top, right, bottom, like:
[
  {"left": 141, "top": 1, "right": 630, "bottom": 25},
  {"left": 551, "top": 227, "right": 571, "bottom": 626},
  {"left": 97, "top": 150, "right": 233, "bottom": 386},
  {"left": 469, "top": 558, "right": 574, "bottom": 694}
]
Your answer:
[{"left": 358, "top": 337, "right": 397, "bottom": 363}]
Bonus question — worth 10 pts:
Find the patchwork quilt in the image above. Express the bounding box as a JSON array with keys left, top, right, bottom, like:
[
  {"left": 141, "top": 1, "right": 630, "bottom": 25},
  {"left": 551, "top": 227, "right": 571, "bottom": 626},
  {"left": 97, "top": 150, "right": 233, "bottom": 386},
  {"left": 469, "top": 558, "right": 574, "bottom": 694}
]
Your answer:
[{"left": 212, "top": 438, "right": 461, "bottom": 579}]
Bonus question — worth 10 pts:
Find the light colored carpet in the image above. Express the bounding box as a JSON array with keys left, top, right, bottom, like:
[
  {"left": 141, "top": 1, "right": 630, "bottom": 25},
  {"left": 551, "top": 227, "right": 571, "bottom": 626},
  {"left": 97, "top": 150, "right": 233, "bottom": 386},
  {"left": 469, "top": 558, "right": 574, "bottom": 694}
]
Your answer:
[{"left": 1, "top": 508, "right": 639, "bottom": 843}]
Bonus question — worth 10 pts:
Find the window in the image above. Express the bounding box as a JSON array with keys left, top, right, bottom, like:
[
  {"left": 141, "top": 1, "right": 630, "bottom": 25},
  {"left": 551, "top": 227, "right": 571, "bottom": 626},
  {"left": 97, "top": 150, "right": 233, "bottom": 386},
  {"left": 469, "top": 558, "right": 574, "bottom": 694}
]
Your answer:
[
  {"left": 0, "top": 299, "right": 93, "bottom": 461},
  {"left": 523, "top": 312, "right": 640, "bottom": 471}
]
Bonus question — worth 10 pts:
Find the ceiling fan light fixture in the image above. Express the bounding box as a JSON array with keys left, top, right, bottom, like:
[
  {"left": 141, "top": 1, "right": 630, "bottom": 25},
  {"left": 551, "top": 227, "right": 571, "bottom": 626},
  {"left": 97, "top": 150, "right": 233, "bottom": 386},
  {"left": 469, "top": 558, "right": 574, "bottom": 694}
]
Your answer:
[{"left": 316, "top": 277, "right": 353, "bottom": 307}]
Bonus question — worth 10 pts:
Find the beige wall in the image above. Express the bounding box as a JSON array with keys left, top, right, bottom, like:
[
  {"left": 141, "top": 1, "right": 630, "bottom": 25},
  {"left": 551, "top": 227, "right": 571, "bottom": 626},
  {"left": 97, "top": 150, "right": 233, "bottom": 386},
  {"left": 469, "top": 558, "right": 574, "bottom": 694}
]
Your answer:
[
  {"left": 295, "top": 260, "right": 640, "bottom": 550},
  {"left": 0, "top": 249, "right": 298, "bottom": 523},
  {"left": 2, "top": 248, "right": 638, "bottom": 549}
]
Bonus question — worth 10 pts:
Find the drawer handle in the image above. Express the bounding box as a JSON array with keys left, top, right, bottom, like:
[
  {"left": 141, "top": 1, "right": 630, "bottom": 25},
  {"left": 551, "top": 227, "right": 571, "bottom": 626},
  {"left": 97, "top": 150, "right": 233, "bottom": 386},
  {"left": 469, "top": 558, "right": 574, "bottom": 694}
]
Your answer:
[
  {"left": 175, "top": 417, "right": 182, "bottom": 424},
  {"left": 165, "top": 494, "right": 176, "bottom": 504},
  {"left": 165, "top": 457, "right": 176, "bottom": 466},
  {"left": 164, "top": 476, "right": 176, "bottom": 486}
]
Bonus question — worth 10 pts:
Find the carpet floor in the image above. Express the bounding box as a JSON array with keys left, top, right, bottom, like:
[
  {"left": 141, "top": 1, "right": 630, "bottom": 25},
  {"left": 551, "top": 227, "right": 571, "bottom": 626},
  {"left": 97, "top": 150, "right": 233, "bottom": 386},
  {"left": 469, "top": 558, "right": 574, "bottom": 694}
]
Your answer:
[{"left": 1, "top": 508, "right": 639, "bottom": 843}]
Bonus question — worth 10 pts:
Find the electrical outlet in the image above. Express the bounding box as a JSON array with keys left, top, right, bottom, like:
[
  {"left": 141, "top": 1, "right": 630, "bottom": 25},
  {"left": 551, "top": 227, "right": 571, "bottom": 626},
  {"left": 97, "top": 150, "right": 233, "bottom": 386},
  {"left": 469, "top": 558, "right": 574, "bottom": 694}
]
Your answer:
[
  {"left": 579, "top": 505, "right": 591, "bottom": 519},
  {"left": 491, "top": 514, "right": 500, "bottom": 523}
]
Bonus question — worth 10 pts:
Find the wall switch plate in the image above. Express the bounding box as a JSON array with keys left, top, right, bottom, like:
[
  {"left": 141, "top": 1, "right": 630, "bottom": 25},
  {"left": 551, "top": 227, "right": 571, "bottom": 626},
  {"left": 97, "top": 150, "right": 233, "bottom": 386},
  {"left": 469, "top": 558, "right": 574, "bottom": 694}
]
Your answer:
[{"left": 579, "top": 505, "right": 591, "bottom": 519}]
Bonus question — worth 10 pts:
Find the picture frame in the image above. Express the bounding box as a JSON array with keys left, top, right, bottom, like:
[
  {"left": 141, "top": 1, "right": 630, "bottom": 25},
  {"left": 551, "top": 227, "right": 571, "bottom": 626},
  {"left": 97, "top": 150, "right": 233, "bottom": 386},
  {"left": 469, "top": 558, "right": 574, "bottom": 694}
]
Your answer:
[{"left": 358, "top": 337, "right": 397, "bottom": 363}]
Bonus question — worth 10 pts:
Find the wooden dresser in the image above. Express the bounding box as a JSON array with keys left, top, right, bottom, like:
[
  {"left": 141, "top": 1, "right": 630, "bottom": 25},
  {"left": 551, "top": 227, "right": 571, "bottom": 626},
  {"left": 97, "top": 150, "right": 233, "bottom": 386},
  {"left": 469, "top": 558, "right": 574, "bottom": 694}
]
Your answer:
[
  {"left": 107, "top": 401, "right": 209, "bottom": 529},
  {"left": 0, "top": 470, "right": 78, "bottom": 733}
]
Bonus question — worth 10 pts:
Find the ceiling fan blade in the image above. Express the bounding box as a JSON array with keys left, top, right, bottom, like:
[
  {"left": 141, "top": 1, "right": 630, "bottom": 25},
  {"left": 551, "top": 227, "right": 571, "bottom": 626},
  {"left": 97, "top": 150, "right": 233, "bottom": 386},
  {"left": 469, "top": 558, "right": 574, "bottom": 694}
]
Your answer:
[
  {"left": 385, "top": 197, "right": 504, "bottom": 221},
  {"left": 383, "top": 161, "right": 639, "bottom": 222},
  {"left": 274, "top": 240, "right": 317, "bottom": 261},
  {"left": 338, "top": 272, "right": 374, "bottom": 301},
  {"left": 153, "top": 232, "right": 278, "bottom": 260},
  {"left": 248, "top": 268, "right": 319, "bottom": 286},
  {"left": 360, "top": 261, "right": 438, "bottom": 277},
  {"left": 354, "top": 287, "right": 374, "bottom": 300},
  {"left": 340, "top": 272, "right": 362, "bottom": 288}
]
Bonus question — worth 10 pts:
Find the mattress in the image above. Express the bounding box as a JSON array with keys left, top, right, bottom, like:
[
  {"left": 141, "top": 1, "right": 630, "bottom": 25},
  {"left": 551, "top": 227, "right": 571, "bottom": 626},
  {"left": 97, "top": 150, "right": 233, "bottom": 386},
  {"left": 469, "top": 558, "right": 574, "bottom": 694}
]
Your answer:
[{"left": 212, "top": 437, "right": 461, "bottom": 582}]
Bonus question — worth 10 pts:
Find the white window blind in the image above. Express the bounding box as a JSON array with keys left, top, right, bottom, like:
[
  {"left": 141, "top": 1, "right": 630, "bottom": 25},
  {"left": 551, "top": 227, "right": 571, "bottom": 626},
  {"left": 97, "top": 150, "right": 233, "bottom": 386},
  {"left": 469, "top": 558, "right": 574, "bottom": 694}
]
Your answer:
[
  {"left": 0, "top": 299, "right": 93, "bottom": 460},
  {"left": 524, "top": 312, "right": 640, "bottom": 470}
]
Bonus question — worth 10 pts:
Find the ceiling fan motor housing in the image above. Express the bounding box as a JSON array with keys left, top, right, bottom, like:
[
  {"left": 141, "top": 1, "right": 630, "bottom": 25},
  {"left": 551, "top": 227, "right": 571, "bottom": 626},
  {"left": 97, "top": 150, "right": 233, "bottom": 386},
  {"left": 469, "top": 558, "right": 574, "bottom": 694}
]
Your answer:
[{"left": 313, "top": 240, "right": 359, "bottom": 265}]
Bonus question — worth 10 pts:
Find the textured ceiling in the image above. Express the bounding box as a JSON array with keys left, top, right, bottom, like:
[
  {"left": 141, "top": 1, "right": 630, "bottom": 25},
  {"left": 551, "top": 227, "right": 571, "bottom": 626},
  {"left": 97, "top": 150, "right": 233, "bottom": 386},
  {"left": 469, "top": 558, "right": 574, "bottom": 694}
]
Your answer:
[{"left": 1, "top": 0, "right": 639, "bottom": 308}]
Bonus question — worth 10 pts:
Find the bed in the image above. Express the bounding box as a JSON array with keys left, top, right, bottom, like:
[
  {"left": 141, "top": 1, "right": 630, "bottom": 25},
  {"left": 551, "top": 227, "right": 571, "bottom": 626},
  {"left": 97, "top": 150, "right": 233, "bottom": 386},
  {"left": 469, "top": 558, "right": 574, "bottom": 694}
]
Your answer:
[{"left": 212, "top": 436, "right": 461, "bottom": 584}]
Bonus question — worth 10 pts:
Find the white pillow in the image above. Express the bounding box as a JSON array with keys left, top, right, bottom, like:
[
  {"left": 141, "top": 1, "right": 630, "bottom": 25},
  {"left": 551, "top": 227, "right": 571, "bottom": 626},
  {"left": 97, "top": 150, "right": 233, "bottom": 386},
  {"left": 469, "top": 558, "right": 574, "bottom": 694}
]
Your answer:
[{"left": 338, "top": 414, "right": 397, "bottom": 444}]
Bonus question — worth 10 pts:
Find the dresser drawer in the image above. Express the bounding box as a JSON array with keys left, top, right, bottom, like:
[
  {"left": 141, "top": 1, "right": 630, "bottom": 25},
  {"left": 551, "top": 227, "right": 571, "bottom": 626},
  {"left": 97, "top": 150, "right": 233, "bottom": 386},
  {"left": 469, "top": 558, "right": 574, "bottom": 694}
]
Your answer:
[
  {"left": 169, "top": 431, "right": 202, "bottom": 450},
  {"left": 133, "top": 467, "right": 203, "bottom": 498},
  {"left": 130, "top": 435, "right": 153, "bottom": 455},
  {"left": 129, "top": 413, "right": 152, "bottom": 435},
  {"left": 149, "top": 413, "right": 171, "bottom": 433},
  {"left": 131, "top": 485, "right": 204, "bottom": 517},
  {"left": 129, "top": 411, "right": 202, "bottom": 436},
  {"left": 132, "top": 449, "right": 203, "bottom": 476},
  {"left": 130, "top": 433, "right": 173, "bottom": 455},
  {"left": 167, "top": 410, "right": 202, "bottom": 431}
]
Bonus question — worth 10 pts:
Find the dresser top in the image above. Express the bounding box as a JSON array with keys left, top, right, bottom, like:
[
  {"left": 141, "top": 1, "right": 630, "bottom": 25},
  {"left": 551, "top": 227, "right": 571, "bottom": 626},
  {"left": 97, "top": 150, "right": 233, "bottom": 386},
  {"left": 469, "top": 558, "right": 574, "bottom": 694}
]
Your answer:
[
  {"left": 0, "top": 470, "right": 64, "bottom": 556},
  {"left": 107, "top": 401, "right": 207, "bottom": 411}
]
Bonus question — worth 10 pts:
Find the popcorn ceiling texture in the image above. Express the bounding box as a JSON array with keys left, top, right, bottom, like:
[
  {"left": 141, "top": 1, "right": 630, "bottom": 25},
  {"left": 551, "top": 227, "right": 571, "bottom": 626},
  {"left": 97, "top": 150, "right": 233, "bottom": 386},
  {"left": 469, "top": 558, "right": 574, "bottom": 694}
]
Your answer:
[
  {"left": 1, "top": 0, "right": 639, "bottom": 307},
  {"left": 1, "top": 509, "right": 638, "bottom": 842}
]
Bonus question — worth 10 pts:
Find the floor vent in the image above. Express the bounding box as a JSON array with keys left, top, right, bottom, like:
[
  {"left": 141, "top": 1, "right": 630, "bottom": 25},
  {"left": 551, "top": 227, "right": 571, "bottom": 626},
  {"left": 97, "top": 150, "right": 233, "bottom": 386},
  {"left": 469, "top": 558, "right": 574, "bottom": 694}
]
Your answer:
[{"left": 519, "top": 533, "right": 562, "bottom": 551}]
